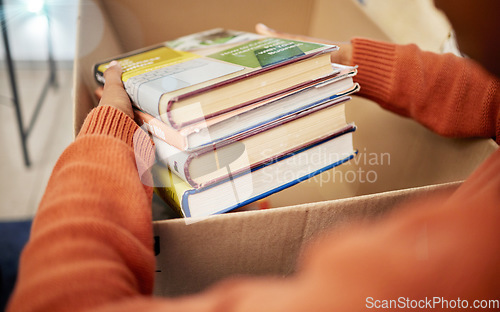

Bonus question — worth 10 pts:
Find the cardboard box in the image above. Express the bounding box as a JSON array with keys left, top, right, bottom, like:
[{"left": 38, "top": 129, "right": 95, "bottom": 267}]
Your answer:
[{"left": 75, "top": 0, "right": 497, "bottom": 297}]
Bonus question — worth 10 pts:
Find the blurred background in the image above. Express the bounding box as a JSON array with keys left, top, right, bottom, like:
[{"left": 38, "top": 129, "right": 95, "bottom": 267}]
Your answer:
[
  {"left": 0, "top": 0, "right": 78, "bottom": 221},
  {"left": 0, "top": 0, "right": 456, "bottom": 309},
  {"left": 0, "top": 0, "right": 456, "bottom": 222},
  {"left": 0, "top": 1, "right": 78, "bottom": 308}
]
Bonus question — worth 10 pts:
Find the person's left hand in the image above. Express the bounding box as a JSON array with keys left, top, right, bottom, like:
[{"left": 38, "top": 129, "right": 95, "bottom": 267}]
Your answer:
[{"left": 97, "top": 61, "right": 134, "bottom": 119}]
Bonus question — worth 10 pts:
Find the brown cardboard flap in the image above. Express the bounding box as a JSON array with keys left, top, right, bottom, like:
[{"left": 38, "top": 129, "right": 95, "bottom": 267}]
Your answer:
[
  {"left": 99, "top": 0, "right": 317, "bottom": 53},
  {"left": 153, "top": 181, "right": 460, "bottom": 297}
]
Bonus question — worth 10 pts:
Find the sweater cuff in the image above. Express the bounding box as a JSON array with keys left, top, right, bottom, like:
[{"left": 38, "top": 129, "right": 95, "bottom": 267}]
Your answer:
[
  {"left": 78, "top": 106, "right": 155, "bottom": 166},
  {"left": 351, "top": 38, "right": 397, "bottom": 104}
]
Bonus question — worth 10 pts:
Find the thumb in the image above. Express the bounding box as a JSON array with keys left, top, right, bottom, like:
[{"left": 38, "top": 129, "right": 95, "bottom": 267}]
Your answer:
[
  {"left": 99, "top": 61, "right": 134, "bottom": 119},
  {"left": 103, "top": 61, "right": 123, "bottom": 87}
]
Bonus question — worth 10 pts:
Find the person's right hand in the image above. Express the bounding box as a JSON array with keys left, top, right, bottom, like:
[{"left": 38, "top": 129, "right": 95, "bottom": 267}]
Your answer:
[{"left": 255, "top": 23, "right": 353, "bottom": 66}]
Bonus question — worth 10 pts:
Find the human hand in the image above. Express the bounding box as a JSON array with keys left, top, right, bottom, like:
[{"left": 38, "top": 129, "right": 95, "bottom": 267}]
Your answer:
[
  {"left": 255, "top": 23, "right": 353, "bottom": 66},
  {"left": 98, "top": 61, "right": 134, "bottom": 119}
]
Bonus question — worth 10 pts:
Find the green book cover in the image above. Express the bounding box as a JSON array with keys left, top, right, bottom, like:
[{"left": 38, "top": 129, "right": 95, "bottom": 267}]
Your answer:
[{"left": 208, "top": 38, "right": 325, "bottom": 68}]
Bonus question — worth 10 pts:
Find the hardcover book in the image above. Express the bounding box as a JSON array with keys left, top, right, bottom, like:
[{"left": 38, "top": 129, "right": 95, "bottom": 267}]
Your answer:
[
  {"left": 153, "top": 98, "right": 353, "bottom": 188},
  {"left": 94, "top": 28, "right": 337, "bottom": 128},
  {"left": 154, "top": 128, "right": 356, "bottom": 218},
  {"left": 135, "top": 65, "right": 358, "bottom": 151}
]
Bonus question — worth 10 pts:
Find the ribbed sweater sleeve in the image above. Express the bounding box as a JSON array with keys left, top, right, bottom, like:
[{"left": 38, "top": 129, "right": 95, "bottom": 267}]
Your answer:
[
  {"left": 7, "top": 106, "right": 156, "bottom": 312},
  {"left": 351, "top": 38, "right": 500, "bottom": 144}
]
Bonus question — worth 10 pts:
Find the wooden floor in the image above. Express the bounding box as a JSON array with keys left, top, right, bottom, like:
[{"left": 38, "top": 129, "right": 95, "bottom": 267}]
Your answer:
[{"left": 0, "top": 64, "right": 74, "bottom": 221}]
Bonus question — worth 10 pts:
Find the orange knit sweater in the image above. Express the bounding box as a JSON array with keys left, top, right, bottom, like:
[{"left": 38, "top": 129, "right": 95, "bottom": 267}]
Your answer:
[{"left": 7, "top": 39, "right": 500, "bottom": 312}]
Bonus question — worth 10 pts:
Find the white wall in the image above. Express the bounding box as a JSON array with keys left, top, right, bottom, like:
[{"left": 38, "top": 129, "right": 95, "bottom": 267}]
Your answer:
[
  {"left": 0, "top": 0, "right": 79, "bottom": 61},
  {"left": 356, "top": 0, "right": 452, "bottom": 53}
]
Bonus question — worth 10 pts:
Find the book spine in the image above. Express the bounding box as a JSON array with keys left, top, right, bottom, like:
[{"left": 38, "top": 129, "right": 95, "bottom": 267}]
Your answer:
[
  {"left": 134, "top": 109, "right": 188, "bottom": 150},
  {"left": 151, "top": 136, "right": 195, "bottom": 186}
]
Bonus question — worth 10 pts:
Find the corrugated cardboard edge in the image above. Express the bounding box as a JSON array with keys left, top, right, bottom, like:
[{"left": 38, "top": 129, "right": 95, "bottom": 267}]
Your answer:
[{"left": 153, "top": 180, "right": 460, "bottom": 297}]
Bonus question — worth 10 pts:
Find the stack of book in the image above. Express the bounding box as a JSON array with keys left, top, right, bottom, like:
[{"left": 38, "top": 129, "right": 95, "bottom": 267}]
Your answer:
[{"left": 94, "top": 29, "right": 359, "bottom": 218}]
